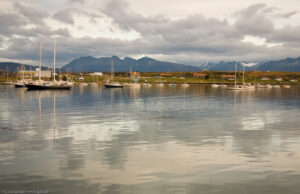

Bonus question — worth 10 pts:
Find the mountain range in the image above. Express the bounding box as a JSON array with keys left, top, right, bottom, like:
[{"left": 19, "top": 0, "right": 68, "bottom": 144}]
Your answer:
[
  {"left": 61, "top": 56, "right": 201, "bottom": 72},
  {"left": 0, "top": 62, "right": 52, "bottom": 73},
  {"left": 199, "top": 57, "right": 300, "bottom": 72},
  {"left": 1, "top": 56, "right": 300, "bottom": 73}
]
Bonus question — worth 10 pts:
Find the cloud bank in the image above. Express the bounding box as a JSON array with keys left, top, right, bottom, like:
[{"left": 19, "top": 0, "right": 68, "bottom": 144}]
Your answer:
[{"left": 0, "top": 0, "right": 300, "bottom": 67}]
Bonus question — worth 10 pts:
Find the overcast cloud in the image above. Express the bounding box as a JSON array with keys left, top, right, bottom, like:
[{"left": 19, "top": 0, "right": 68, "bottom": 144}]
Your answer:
[{"left": 0, "top": 0, "right": 300, "bottom": 67}]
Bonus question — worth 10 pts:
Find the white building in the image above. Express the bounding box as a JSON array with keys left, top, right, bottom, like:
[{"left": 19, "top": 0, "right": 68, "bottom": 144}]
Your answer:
[
  {"left": 90, "top": 72, "right": 103, "bottom": 76},
  {"left": 19, "top": 69, "right": 51, "bottom": 78},
  {"left": 35, "top": 68, "right": 51, "bottom": 78},
  {"left": 260, "top": 77, "right": 270, "bottom": 81}
]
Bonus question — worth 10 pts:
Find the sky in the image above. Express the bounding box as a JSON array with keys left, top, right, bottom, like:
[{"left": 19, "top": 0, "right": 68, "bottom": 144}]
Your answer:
[{"left": 0, "top": 0, "right": 300, "bottom": 67}]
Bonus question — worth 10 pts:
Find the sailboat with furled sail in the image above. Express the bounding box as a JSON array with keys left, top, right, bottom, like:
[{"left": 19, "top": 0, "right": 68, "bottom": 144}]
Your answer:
[
  {"left": 104, "top": 58, "right": 123, "bottom": 88},
  {"left": 227, "top": 62, "right": 246, "bottom": 90},
  {"left": 26, "top": 35, "right": 73, "bottom": 90}
]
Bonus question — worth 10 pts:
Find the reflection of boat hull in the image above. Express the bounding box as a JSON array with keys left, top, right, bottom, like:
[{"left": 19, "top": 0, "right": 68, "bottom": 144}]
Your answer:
[
  {"left": 282, "top": 85, "right": 291, "bottom": 88},
  {"left": 26, "top": 84, "right": 72, "bottom": 90},
  {"left": 2, "top": 82, "right": 14, "bottom": 85},
  {"left": 273, "top": 85, "right": 280, "bottom": 88}
]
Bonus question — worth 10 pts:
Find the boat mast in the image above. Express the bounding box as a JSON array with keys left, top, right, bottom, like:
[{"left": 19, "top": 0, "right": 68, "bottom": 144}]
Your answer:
[
  {"left": 6, "top": 66, "right": 8, "bottom": 81},
  {"left": 53, "top": 34, "right": 56, "bottom": 82},
  {"left": 30, "top": 64, "right": 32, "bottom": 79},
  {"left": 242, "top": 63, "right": 245, "bottom": 85},
  {"left": 39, "top": 39, "right": 42, "bottom": 82},
  {"left": 234, "top": 62, "right": 237, "bottom": 87},
  {"left": 111, "top": 59, "right": 114, "bottom": 80}
]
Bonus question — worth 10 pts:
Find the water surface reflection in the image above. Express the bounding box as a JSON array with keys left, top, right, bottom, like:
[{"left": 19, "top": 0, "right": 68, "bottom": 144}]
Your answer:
[{"left": 0, "top": 85, "right": 300, "bottom": 194}]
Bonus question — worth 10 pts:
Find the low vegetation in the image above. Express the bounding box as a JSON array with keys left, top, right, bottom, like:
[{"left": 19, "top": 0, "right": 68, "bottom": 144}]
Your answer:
[{"left": 1, "top": 71, "right": 300, "bottom": 85}]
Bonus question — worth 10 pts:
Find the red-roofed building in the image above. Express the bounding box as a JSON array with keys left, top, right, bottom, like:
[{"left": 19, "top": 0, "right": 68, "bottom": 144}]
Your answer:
[
  {"left": 130, "top": 72, "right": 141, "bottom": 78},
  {"left": 160, "top": 73, "right": 172, "bottom": 77},
  {"left": 193, "top": 73, "right": 207, "bottom": 79},
  {"left": 221, "top": 74, "right": 236, "bottom": 81}
]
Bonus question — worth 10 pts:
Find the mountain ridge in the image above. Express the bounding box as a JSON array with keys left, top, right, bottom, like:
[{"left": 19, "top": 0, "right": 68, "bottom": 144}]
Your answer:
[
  {"left": 61, "top": 56, "right": 202, "bottom": 72},
  {"left": 2, "top": 56, "right": 300, "bottom": 73}
]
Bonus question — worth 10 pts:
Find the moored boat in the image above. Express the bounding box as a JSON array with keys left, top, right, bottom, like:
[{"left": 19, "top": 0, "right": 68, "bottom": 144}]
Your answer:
[
  {"left": 26, "top": 35, "right": 73, "bottom": 90},
  {"left": 156, "top": 83, "right": 164, "bottom": 87},
  {"left": 219, "top": 84, "right": 227, "bottom": 88},
  {"left": 265, "top": 84, "right": 272, "bottom": 88},
  {"left": 227, "top": 85, "right": 246, "bottom": 90},
  {"left": 104, "top": 58, "right": 123, "bottom": 88},
  {"left": 104, "top": 82, "right": 123, "bottom": 88},
  {"left": 182, "top": 83, "right": 189, "bottom": 87},
  {"left": 211, "top": 84, "right": 219, "bottom": 88},
  {"left": 26, "top": 82, "right": 72, "bottom": 90},
  {"left": 255, "top": 84, "right": 266, "bottom": 88},
  {"left": 168, "top": 83, "right": 177, "bottom": 87},
  {"left": 282, "top": 85, "right": 291, "bottom": 88},
  {"left": 14, "top": 80, "right": 26, "bottom": 88}
]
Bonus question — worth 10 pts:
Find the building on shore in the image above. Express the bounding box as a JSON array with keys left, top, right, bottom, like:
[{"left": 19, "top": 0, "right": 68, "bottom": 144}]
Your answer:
[
  {"left": 34, "top": 68, "right": 51, "bottom": 78},
  {"left": 221, "top": 74, "right": 236, "bottom": 81},
  {"left": 90, "top": 72, "right": 103, "bottom": 76},
  {"left": 160, "top": 73, "right": 172, "bottom": 77},
  {"left": 130, "top": 72, "right": 140, "bottom": 78},
  {"left": 193, "top": 73, "right": 207, "bottom": 79},
  {"left": 260, "top": 76, "right": 271, "bottom": 81},
  {"left": 19, "top": 68, "right": 51, "bottom": 78}
]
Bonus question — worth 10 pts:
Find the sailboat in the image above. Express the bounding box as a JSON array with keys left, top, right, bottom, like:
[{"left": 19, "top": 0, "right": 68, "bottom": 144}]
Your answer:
[
  {"left": 241, "top": 63, "right": 255, "bottom": 89},
  {"left": 26, "top": 35, "right": 73, "bottom": 90},
  {"left": 104, "top": 58, "right": 123, "bottom": 88},
  {"left": 15, "top": 65, "right": 27, "bottom": 88},
  {"left": 227, "top": 62, "right": 246, "bottom": 90},
  {"left": 181, "top": 83, "right": 189, "bottom": 87},
  {"left": 211, "top": 77, "right": 219, "bottom": 88},
  {"left": 123, "top": 65, "right": 141, "bottom": 87},
  {"left": 2, "top": 66, "right": 14, "bottom": 85}
]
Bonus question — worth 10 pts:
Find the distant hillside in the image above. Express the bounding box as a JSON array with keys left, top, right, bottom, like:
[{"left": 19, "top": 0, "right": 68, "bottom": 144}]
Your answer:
[
  {"left": 0, "top": 62, "right": 51, "bottom": 73},
  {"left": 199, "top": 61, "right": 252, "bottom": 71},
  {"left": 2, "top": 56, "right": 300, "bottom": 73},
  {"left": 62, "top": 56, "right": 202, "bottom": 72},
  {"left": 255, "top": 57, "right": 300, "bottom": 72},
  {"left": 199, "top": 57, "right": 300, "bottom": 72}
]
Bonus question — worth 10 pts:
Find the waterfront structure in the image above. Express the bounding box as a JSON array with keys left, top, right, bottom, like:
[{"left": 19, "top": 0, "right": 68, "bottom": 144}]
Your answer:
[
  {"left": 160, "top": 73, "right": 172, "bottom": 77},
  {"left": 260, "top": 76, "right": 271, "bottom": 81},
  {"left": 221, "top": 74, "right": 236, "bottom": 81},
  {"left": 90, "top": 72, "right": 103, "bottom": 76},
  {"left": 130, "top": 72, "right": 140, "bottom": 78},
  {"left": 193, "top": 73, "right": 207, "bottom": 79}
]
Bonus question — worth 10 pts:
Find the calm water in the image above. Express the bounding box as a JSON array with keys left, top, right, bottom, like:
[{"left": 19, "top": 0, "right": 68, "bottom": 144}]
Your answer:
[{"left": 1, "top": 84, "right": 300, "bottom": 194}]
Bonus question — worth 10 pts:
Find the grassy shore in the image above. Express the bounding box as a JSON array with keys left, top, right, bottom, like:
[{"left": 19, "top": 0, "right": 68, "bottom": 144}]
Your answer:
[
  {"left": 71, "top": 71, "right": 300, "bottom": 85},
  {"left": 1, "top": 71, "right": 300, "bottom": 85}
]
